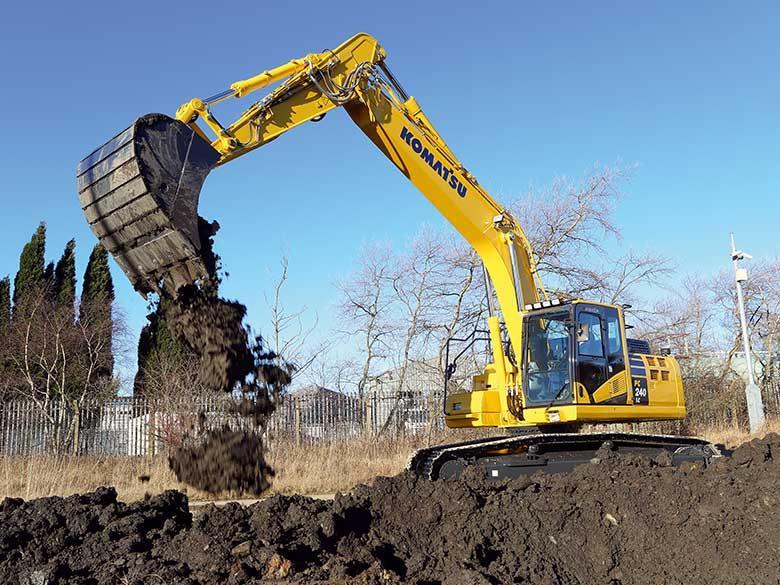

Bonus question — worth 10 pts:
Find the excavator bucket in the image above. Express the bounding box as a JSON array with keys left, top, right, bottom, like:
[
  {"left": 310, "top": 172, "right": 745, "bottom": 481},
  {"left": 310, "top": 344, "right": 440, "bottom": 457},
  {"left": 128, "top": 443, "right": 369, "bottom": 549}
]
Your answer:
[{"left": 77, "top": 114, "right": 221, "bottom": 295}]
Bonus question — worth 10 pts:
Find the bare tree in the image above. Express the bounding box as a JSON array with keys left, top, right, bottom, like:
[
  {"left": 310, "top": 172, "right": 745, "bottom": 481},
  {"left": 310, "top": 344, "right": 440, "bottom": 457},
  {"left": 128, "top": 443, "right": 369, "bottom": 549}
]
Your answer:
[
  {"left": 68, "top": 302, "right": 126, "bottom": 452},
  {"left": 2, "top": 286, "right": 122, "bottom": 452},
  {"left": 306, "top": 355, "right": 359, "bottom": 395},
  {"left": 5, "top": 288, "right": 71, "bottom": 445},
  {"left": 336, "top": 242, "right": 398, "bottom": 402},
  {"left": 631, "top": 259, "right": 780, "bottom": 430},
  {"left": 264, "top": 256, "right": 329, "bottom": 380},
  {"left": 138, "top": 348, "right": 213, "bottom": 449},
  {"left": 636, "top": 275, "right": 720, "bottom": 355},
  {"left": 512, "top": 166, "right": 626, "bottom": 297},
  {"left": 709, "top": 259, "right": 780, "bottom": 418},
  {"left": 376, "top": 230, "right": 446, "bottom": 433},
  {"left": 600, "top": 251, "right": 674, "bottom": 306},
  {"left": 409, "top": 232, "right": 487, "bottom": 390}
]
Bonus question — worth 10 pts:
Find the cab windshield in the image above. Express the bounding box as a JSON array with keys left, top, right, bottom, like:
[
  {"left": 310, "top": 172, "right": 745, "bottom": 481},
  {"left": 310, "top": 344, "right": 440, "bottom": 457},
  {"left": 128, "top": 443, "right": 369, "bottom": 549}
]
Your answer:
[{"left": 524, "top": 311, "right": 572, "bottom": 405}]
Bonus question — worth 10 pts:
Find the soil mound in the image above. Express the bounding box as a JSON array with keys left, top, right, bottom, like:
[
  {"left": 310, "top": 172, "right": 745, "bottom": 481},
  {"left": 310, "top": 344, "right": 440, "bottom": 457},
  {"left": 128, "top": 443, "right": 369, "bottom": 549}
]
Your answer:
[{"left": 2, "top": 434, "right": 779, "bottom": 584}]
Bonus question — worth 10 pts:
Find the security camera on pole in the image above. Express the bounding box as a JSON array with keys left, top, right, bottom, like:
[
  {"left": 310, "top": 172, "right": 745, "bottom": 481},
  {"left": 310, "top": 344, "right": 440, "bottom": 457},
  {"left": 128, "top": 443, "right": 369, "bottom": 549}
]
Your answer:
[{"left": 730, "top": 233, "right": 765, "bottom": 433}]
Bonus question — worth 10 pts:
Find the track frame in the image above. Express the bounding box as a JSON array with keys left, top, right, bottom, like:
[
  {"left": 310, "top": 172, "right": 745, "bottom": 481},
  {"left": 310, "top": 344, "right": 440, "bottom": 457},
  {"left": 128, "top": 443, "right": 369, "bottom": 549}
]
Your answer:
[{"left": 408, "top": 432, "right": 723, "bottom": 480}]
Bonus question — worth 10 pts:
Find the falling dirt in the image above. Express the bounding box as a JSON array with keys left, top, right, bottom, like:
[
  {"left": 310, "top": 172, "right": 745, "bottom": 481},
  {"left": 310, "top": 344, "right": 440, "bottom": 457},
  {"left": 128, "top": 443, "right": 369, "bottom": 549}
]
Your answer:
[
  {"left": 161, "top": 285, "right": 292, "bottom": 494},
  {"left": 160, "top": 217, "right": 293, "bottom": 495},
  {"left": 168, "top": 428, "right": 275, "bottom": 495},
  {"left": 163, "top": 283, "right": 262, "bottom": 393},
  {"left": 162, "top": 293, "right": 292, "bottom": 494},
  {"left": 2, "top": 434, "right": 779, "bottom": 584}
]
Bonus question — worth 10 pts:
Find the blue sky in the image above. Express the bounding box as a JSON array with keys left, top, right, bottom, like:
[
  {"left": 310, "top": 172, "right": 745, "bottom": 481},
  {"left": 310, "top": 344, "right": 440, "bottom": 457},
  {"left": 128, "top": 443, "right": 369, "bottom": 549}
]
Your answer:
[{"left": 0, "top": 1, "right": 778, "bottom": 385}]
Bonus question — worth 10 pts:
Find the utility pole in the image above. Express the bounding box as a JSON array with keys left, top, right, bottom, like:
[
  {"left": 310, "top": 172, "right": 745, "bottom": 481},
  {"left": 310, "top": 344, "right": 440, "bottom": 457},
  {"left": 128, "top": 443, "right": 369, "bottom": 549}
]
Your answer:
[{"left": 730, "top": 233, "right": 765, "bottom": 433}]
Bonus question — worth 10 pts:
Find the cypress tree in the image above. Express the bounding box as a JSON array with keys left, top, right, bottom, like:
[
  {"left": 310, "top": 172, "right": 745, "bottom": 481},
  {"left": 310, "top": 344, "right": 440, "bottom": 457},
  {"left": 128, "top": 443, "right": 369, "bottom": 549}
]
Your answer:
[
  {"left": 80, "top": 244, "right": 115, "bottom": 380},
  {"left": 43, "top": 262, "right": 55, "bottom": 287},
  {"left": 0, "top": 277, "right": 10, "bottom": 332},
  {"left": 80, "top": 244, "right": 114, "bottom": 310},
  {"left": 134, "top": 296, "right": 187, "bottom": 395},
  {"left": 54, "top": 239, "right": 77, "bottom": 319},
  {"left": 13, "top": 223, "right": 46, "bottom": 312},
  {"left": 43, "top": 262, "right": 56, "bottom": 304}
]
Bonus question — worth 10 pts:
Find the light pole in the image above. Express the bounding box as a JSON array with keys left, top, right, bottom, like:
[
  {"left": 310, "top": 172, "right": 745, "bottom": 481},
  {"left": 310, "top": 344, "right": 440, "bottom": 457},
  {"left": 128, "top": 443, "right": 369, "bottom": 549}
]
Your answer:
[{"left": 730, "top": 233, "right": 765, "bottom": 433}]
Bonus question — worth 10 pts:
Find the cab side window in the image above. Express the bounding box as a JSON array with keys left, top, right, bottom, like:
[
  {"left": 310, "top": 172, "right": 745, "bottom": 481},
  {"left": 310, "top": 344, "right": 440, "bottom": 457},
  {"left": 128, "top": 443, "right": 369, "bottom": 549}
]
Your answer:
[
  {"left": 604, "top": 308, "right": 624, "bottom": 362},
  {"left": 577, "top": 312, "right": 604, "bottom": 357}
]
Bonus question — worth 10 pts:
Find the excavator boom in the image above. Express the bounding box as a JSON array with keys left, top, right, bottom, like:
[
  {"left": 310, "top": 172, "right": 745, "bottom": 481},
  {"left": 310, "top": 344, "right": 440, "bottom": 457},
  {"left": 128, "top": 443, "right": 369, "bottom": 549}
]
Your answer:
[{"left": 77, "top": 34, "right": 541, "bottom": 313}]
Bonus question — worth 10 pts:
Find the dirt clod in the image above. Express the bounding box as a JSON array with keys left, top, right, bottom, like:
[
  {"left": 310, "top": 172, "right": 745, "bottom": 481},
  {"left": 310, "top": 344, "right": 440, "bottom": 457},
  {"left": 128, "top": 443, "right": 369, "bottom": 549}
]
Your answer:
[
  {"left": 1, "top": 434, "right": 779, "bottom": 584},
  {"left": 169, "top": 428, "right": 274, "bottom": 495}
]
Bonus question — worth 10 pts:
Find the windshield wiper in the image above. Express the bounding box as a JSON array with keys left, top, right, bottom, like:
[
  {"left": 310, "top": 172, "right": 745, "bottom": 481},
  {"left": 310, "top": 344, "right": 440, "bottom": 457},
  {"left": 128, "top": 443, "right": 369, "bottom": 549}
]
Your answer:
[{"left": 544, "top": 381, "right": 570, "bottom": 411}]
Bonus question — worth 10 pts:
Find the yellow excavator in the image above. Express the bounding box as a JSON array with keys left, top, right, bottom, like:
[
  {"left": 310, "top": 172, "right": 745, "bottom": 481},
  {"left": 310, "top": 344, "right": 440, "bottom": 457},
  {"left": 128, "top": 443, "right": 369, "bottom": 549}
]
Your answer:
[{"left": 77, "top": 33, "right": 720, "bottom": 479}]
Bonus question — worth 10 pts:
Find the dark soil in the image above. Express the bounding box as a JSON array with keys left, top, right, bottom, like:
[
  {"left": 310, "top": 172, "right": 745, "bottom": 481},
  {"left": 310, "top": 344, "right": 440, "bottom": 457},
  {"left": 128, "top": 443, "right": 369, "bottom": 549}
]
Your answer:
[
  {"left": 160, "top": 217, "right": 293, "bottom": 495},
  {"left": 162, "top": 289, "right": 291, "bottom": 494},
  {"left": 2, "top": 434, "right": 779, "bottom": 585},
  {"left": 168, "top": 428, "right": 274, "bottom": 495}
]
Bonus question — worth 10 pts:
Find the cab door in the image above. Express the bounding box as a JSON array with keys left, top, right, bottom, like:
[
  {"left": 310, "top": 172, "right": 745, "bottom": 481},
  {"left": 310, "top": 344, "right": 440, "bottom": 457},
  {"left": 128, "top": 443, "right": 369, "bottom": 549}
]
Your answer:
[
  {"left": 575, "top": 308, "right": 609, "bottom": 403},
  {"left": 601, "top": 306, "right": 628, "bottom": 399}
]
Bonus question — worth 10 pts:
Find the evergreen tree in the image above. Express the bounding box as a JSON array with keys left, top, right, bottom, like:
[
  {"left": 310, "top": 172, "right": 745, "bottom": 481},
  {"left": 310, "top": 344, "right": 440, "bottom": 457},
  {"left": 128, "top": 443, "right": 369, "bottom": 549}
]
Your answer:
[
  {"left": 0, "top": 277, "right": 9, "bottom": 332},
  {"left": 80, "top": 244, "right": 114, "bottom": 309},
  {"left": 134, "top": 296, "right": 187, "bottom": 395},
  {"left": 80, "top": 244, "right": 115, "bottom": 380},
  {"left": 43, "top": 262, "right": 55, "bottom": 287},
  {"left": 13, "top": 223, "right": 46, "bottom": 312},
  {"left": 42, "top": 262, "right": 55, "bottom": 304},
  {"left": 54, "top": 239, "right": 77, "bottom": 319}
]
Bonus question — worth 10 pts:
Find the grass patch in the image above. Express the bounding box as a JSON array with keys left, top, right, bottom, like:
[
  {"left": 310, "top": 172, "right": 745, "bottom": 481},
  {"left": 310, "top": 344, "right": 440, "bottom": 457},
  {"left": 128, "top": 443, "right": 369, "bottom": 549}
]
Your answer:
[{"left": 0, "top": 421, "right": 775, "bottom": 502}]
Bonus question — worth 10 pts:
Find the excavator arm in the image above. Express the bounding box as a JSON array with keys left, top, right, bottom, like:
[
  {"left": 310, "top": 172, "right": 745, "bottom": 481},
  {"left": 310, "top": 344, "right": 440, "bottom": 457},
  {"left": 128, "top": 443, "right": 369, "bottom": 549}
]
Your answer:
[
  {"left": 77, "top": 32, "right": 545, "bottom": 392},
  {"left": 180, "top": 33, "right": 546, "bottom": 351}
]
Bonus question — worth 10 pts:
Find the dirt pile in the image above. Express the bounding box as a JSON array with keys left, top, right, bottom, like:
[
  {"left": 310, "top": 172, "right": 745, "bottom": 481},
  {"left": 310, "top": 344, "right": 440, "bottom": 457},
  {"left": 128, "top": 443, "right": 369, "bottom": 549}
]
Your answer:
[{"left": 2, "top": 434, "right": 779, "bottom": 584}]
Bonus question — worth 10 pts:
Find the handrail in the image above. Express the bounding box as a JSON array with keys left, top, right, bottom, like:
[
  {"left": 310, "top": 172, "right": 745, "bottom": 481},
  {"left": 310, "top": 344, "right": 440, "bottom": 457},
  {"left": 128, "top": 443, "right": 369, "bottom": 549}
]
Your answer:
[{"left": 442, "top": 329, "right": 490, "bottom": 415}]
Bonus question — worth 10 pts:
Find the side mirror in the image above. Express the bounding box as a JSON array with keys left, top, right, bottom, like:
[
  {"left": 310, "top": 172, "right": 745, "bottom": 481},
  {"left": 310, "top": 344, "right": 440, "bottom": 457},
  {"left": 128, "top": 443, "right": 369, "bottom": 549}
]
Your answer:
[{"left": 576, "top": 323, "right": 590, "bottom": 343}]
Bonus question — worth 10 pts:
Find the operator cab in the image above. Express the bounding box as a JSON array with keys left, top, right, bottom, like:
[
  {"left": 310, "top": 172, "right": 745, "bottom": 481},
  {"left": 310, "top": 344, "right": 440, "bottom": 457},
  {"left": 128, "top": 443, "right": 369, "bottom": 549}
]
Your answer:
[
  {"left": 445, "top": 298, "right": 685, "bottom": 428},
  {"left": 523, "top": 301, "right": 627, "bottom": 407}
]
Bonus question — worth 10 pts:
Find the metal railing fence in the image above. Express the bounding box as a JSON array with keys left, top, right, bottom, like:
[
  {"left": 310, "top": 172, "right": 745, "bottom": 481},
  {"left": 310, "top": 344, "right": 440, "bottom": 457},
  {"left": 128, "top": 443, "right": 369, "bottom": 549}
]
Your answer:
[
  {"left": 2, "top": 358, "right": 779, "bottom": 457},
  {"left": 0, "top": 388, "right": 446, "bottom": 456}
]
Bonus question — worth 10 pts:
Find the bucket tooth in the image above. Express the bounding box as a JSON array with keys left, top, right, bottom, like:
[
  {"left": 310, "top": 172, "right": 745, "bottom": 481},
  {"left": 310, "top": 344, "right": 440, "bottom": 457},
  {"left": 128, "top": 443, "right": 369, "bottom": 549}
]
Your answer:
[{"left": 77, "top": 113, "right": 220, "bottom": 294}]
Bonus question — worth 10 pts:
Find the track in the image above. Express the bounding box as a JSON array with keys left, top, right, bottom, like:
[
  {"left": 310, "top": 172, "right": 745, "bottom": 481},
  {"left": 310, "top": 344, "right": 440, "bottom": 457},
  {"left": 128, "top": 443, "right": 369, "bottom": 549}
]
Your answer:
[{"left": 408, "top": 431, "right": 723, "bottom": 479}]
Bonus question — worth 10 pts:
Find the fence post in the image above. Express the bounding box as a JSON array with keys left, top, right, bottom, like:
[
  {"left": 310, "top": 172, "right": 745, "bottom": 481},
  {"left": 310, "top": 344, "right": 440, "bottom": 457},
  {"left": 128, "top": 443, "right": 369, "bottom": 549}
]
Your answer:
[
  {"left": 364, "top": 397, "right": 372, "bottom": 439},
  {"left": 294, "top": 398, "right": 302, "bottom": 446},
  {"left": 72, "top": 406, "right": 80, "bottom": 456}
]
